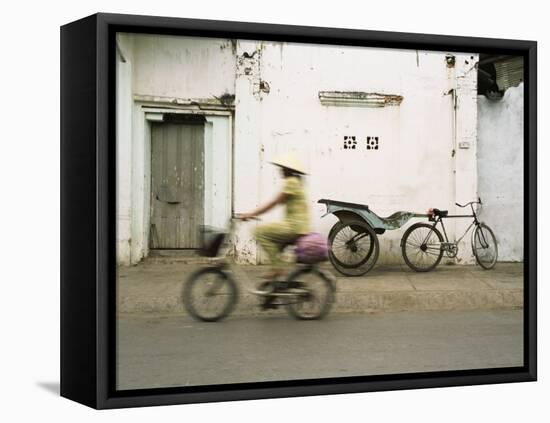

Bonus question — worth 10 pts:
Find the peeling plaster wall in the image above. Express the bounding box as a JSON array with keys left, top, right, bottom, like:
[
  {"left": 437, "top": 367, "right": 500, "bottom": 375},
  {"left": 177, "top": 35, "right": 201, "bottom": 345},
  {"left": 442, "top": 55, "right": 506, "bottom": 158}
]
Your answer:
[
  {"left": 116, "top": 33, "right": 481, "bottom": 265},
  {"left": 477, "top": 85, "right": 524, "bottom": 261}
]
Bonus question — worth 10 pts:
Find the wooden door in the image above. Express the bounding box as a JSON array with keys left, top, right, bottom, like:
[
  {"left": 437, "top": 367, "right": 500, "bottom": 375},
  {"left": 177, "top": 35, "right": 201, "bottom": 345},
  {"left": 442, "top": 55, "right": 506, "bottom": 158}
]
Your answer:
[{"left": 150, "top": 122, "right": 204, "bottom": 249}]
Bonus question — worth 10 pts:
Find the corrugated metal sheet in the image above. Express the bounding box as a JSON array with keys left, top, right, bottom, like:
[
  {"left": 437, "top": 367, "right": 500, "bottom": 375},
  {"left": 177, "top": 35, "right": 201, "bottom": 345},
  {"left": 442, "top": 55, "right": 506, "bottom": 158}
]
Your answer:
[{"left": 494, "top": 56, "right": 524, "bottom": 91}]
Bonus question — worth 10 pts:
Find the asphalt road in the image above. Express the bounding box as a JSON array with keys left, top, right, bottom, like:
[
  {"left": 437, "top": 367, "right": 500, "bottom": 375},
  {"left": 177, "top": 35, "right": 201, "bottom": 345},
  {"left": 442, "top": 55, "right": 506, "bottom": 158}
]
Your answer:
[{"left": 116, "top": 310, "right": 523, "bottom": 390}]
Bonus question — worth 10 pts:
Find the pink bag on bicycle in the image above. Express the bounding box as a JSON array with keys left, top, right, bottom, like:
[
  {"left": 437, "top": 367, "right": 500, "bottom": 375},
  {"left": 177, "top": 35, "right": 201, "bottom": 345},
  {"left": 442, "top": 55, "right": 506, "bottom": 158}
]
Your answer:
[{"left": 295, "top": 232, "right": 329, "bottom": 264}]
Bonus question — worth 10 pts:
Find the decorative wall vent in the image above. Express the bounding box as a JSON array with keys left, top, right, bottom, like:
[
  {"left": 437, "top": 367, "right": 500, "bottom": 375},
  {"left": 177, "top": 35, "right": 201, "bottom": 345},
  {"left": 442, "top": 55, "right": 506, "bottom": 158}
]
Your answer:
[
  {"left": 319, "top": 91, "right": 403, "bottom": 107},
  {"left": 343, "top": 136, "right": 357, "bottom": 149},
  {"left": 367, "top": 136, "right": 379, "bottom": 150}
]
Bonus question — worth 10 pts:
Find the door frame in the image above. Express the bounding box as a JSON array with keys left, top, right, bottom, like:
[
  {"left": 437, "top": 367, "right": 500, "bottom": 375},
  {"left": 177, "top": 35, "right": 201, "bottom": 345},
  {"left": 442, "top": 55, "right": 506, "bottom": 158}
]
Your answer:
[{"left": 133, "top": 101, "right": 234, "bottom": 260}]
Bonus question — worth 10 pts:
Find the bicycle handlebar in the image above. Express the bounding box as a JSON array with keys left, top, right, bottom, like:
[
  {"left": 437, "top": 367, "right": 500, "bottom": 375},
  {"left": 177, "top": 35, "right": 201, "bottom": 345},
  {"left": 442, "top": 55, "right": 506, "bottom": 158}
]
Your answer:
[
  {"left": 232, "top": 214, "right": 261, "bottom": 221},
  {"left": 455, "top": 197, "right": 482, "bottom": 208}
]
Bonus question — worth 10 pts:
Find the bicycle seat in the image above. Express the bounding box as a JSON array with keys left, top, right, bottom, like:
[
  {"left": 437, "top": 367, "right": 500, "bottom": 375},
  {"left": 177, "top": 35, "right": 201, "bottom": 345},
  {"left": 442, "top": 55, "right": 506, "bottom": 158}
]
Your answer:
[{"left": 432, "top": 208, "right": 448, "bottom": 217}]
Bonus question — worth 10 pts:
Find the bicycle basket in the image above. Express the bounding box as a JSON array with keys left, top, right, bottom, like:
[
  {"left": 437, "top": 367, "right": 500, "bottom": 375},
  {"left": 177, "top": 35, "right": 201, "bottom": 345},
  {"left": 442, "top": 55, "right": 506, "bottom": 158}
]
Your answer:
[{"left": 199, "top": 226, "right": 227, "bottom": 257}]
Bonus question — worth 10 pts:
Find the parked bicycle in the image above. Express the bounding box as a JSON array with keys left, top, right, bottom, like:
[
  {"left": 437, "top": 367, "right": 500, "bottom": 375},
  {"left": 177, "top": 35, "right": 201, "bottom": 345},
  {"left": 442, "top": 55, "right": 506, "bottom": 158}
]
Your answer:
[
  {"left": 183, "top": 217, "right": 336, "bottom": 322},
  {"left": 400, "top": 198, "right": 498, "bottom": 272}
]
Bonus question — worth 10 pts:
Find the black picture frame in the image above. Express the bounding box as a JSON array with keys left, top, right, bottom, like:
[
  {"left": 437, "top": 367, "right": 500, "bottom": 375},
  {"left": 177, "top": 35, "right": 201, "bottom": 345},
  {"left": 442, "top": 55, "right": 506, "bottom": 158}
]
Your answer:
[{"left": 60, "top": 12, "right": 537, "bottom": 409}]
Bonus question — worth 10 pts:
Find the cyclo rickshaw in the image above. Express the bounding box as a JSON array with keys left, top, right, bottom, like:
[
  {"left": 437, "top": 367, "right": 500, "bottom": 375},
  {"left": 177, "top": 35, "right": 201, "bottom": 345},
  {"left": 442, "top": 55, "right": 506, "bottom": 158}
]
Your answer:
[{"left": 318, "top": 199, "right": 427, "bottom": 276}]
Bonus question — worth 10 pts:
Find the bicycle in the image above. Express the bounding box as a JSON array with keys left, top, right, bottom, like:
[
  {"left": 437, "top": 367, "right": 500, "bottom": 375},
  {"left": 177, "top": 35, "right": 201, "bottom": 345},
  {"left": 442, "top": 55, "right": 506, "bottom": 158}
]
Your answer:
[
  {"left": 183, "top": 216, "right": 336, "bottom": 322},
  {"left": 400, "top": 198, "right": 498, "bottom": 272}
]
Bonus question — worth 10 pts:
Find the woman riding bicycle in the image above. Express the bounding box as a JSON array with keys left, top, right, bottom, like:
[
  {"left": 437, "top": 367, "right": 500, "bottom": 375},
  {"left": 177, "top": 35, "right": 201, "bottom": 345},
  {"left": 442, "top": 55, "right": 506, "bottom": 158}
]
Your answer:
[{"left": 238, "top": 153, "right": 310, "bottom": 280}]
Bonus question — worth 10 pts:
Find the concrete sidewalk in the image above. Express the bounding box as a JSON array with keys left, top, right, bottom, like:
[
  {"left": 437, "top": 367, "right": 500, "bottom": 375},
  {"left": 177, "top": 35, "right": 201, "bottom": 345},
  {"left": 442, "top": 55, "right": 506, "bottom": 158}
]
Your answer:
[{"left": 117, "top": 261, "right": 523, "bottom": 316}]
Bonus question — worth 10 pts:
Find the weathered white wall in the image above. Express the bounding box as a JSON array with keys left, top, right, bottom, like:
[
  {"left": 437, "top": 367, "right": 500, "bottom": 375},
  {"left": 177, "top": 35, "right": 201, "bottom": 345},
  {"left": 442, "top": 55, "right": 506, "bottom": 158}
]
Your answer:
[
  {"left": 116, "top": 34, "right": 134, "bottom": 265},
  {"left": 117, "top": 33, "right": 481, "bottom": 265},
  {"left": 132, "top": 34, "right": 236, "bottom": 99},
  {"left": 204, "top": 115, "right": 232, "bottom": 229},
  {"left": 234, "top": 41, "right": 478, "bottom": 264},
  {"left": 477, "top": 84, "right": 524, "bottom": 261}
]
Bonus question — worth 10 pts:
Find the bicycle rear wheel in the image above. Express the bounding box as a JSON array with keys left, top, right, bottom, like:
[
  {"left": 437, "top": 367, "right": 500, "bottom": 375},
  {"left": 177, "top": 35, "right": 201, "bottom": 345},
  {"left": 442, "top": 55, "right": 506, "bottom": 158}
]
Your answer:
[
  {"left": 183, "top": 267, "right": 237, "bottom": 322},
  {"left": 401, "top": 223, "right": 444, "bottom": 272},
  {"left": 472, "top": 223, "right": 498, "bottom": 269},
  {"left": 285, "top": 267, "right": 335, "bottom": 320}
]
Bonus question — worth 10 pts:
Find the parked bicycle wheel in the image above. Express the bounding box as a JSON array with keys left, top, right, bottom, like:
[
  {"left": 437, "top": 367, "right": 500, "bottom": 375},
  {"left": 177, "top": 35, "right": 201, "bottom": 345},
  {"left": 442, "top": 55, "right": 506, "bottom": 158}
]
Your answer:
[
  {"left": 328, "top": 221, "right": 379, "bottom": 276},
  {"left": 401, "top": 223, "right": 444, "bottom": 272},
  {"left": 472, "top": 223, "right": 498, "bottom": 270},
  {"left": 183, "top": 267, "right": 238, "bottom": 322},
  {"left": 285, "top": 266, "right": 335, "bottom": 320}
]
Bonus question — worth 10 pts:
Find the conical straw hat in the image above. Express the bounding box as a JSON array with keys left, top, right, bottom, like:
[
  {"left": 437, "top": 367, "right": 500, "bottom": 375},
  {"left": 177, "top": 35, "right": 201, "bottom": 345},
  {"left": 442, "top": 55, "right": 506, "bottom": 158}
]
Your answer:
[{"left": 270, "top": 153, "right": 307, "bottom": 175}]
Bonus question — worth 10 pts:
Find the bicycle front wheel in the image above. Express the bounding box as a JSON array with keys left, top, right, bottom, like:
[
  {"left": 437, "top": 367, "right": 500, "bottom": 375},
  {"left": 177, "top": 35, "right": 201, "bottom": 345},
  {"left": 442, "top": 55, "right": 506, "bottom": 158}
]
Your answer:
[
  {"left": 285, "top": 267, "right": 335, "bottom": 320},
  {"left": 183, "top": 267, "right": 238, "bottom": 322},
  {"left": 401, "top": 223, "right": 444, "bottom": 272},
  {"left": 472, "top": 223, "right": 498, "bottom": 270}
]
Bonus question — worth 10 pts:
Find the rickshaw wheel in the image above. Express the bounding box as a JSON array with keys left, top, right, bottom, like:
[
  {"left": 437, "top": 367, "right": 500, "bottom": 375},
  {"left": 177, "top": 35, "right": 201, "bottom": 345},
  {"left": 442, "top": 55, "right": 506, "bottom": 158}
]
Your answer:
[{"left": 328, "top": 221, "right": 379, "bottom": 276}]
